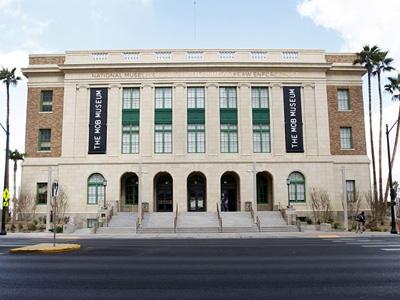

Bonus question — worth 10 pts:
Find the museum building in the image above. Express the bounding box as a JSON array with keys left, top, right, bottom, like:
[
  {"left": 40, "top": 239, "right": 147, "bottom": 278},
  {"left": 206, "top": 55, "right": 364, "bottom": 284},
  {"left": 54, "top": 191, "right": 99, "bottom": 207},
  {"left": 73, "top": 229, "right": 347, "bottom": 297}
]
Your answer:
[{"left": 21, "top": 49, "right": 371, "bottom": 228}]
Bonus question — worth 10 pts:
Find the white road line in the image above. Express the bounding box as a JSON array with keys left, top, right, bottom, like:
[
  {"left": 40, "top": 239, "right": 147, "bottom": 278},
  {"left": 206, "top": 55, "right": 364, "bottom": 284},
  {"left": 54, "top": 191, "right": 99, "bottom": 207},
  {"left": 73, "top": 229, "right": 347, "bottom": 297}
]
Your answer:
[
  {"left": 381, "top": 248, "right": 400, "bottom": 251},
  {"left": 0, "top": 244, "right": 36, "bottom": 247},
  {"left": 362, "top": 244, "right": 400, "bottom": 248}
]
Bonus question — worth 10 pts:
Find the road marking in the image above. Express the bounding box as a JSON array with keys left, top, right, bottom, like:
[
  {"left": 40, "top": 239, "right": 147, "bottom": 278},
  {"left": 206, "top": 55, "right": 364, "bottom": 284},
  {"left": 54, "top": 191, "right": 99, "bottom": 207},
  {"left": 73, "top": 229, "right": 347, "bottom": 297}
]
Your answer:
[
  {"left": 318, "top": 235, "right": 339, "bottom": 238},
  {"left": 0, "top": 244, "right": 36, "bottom": 247},
  {"left": 381, "top": 248, "right": 400, "bottom": 251},
  {"left": 361, "top": 244, "right": 400, "bottom": 248}
]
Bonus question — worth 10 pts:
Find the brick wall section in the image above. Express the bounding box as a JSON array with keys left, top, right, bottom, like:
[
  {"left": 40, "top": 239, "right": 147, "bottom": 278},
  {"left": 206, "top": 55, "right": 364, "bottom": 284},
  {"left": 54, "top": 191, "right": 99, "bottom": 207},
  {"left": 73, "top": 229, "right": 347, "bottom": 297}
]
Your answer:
[
  {"left": 327, "top": 85, "right": 367, "bottom": 155},
  {"left": 29, "top": 56, "right": 65, "bottom": 65},
  {"left": 326, "top": 54, "right": 357, "bottom": 64},
  {"left": 25, "top": 87, "right": 64, "bottom": 157}
]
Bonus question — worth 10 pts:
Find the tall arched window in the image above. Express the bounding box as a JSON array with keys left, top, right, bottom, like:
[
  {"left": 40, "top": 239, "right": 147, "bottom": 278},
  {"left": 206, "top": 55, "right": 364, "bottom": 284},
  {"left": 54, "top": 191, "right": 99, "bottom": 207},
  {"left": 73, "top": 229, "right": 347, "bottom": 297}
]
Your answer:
[
  {"left": 288, "top": 172, "right": 305, "bottom": 203},
  {"left": 87, "top": 173, "right": 105, "bottom": 205}
]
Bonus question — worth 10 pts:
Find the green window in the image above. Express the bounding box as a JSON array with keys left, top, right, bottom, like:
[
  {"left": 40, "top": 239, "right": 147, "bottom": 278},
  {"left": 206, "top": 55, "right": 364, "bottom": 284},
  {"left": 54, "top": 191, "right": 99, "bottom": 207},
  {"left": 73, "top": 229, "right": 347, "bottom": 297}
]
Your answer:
[
  {"left": 219, "top": 87, "right": 237, "bottom": 108},
  {"left": 253, "top": 125, "right": 271, "bottom": 153},
  {"left": 252, "top": 87, "right": 269, "bottom": 109},
  {"left": 188, "top": 124, "right": 205, "bottom": 153},
  {"left": 155, "top": 87, "right": 172, "bottom": 109},
  {"left": 288, "top": 172, "right": 306, "bottom": 203},
  {"left": 87, "top": 173, "right": 105, "bottom": 205},
  {"left": 87, "top": 219, "right": 97, "bottom": 228},
  {"left": 155, "top": 124, "right": 172, "bottom": 153},
  {"left": 40, "top": 91, "right": 53, "bottom": 112},
  {"left": 187, "top": 87, "right": 205, "bottom": 108},
  {"left": 340, "top": 127, "right": 353, "bottom": 149},
  {"left": 38, "top": 129, "right": 51, "bottom": 151},
  {"left": 346, "top": 180, "right": 356, "bottom": 202},
  {"left": 338, "top": 89, "right": 350, "bottom": 111},
  {"left": 36, "top": 182, "right": 48, "bottom": 205},
  {"left": 220, "top": 124, "right": 238, "bottom": 153},
  {"left": 122, "top": 125, "right": 139, "bottom": 154}
]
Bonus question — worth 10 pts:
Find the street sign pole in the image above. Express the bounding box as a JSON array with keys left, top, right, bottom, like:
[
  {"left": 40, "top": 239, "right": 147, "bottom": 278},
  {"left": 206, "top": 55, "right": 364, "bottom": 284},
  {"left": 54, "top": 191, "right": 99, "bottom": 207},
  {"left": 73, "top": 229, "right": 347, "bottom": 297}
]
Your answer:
[{"left": 52, "top": 181, "right": 59, "bottom": 246}]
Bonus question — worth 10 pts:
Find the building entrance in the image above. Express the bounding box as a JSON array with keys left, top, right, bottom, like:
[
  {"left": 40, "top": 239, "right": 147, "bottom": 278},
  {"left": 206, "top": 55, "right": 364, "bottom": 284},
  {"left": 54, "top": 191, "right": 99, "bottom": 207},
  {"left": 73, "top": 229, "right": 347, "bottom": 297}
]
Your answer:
[
  {"left": 120, "top": 172, "right": 138, "bottom": 212},
  {"left": 221, "top": 172, "right": 240, "bottom": 211},
  {"left": 155, "top": 173, "right": 173, "bottom": 212},
  {"left": 187, "top": 172, "right": 206, "bottom": 212}
]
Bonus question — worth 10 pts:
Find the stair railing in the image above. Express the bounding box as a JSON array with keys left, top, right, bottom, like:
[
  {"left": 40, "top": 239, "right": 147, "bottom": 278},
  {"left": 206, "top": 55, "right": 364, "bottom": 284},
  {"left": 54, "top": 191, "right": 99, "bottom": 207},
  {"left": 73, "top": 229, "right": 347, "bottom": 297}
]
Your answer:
[
  {"left": 256, "top": 216, "right": 261, "bottom": 232},
  {"left": 216, "top": 203, "right": 222, "bottom": 233},
  {"left": 174, "top": 204, "right": 178, "bottom": 233}
]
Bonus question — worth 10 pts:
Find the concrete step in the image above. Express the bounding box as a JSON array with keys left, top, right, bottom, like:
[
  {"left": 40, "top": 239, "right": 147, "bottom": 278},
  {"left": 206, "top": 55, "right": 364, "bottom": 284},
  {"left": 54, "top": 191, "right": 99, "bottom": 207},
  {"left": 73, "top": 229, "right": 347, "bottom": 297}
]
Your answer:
[
  {"left": 256, "top": 211, "right": 287, "bottom": 227},
  {"left": 222, "top": 226, "right": 258, "bottom": 233},
  {"left": 259, "top": 225, "right": 299, "bottom": 232},
  {"left": 220, "top": 212, "right": 254, "bottom": 228},
  {"left": 137, "top": 227, "right": 175, "bottom": 234},
  {"left": 177, "top": 212, "right": 218, "bottom": 228},
  {"left": 176, "top": 227, "right": 220, "bottom": 233},
  {"left": 96, "top": 226, "right": 136, "bottom": 234},
  {"left": 141, "top": 212, "right": 174, "bottom": 229},
  {"left": 108, "top": 212, "right": 137, "bottom": 228}
]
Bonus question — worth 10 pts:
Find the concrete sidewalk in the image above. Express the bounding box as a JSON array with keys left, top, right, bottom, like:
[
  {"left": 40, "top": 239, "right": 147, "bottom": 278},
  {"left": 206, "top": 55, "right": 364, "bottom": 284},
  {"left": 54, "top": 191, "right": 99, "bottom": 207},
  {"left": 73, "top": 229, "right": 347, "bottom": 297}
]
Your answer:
[{"left": 1, "top": 230, "right": 398, "bottom": 240}]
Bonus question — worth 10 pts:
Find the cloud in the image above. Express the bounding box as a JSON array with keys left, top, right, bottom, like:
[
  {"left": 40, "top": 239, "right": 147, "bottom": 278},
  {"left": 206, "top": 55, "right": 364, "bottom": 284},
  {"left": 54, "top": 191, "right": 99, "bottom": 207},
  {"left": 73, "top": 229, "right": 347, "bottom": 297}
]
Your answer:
[
  {"left": 0, "top": 0, "right": 11, "bottom": 10},
  {"left": 297, "top": 0, "right": 400, "bottom": 68}
]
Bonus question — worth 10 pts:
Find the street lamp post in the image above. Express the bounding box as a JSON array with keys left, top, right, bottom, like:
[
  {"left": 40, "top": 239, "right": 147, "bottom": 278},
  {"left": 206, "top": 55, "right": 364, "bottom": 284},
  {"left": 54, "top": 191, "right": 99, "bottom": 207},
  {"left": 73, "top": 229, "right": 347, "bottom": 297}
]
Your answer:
[
  {"left": 386, "top": 122, "right": 398, "bottom": 234},
  {"left": 103, "top": 180, "right": 107, "bottom": 209},
  {"left": 286, "top": 177, "right": 291, "bottom": 208},
  {"left": 0, "top": 122, "right": 8, "bottom": 236}
]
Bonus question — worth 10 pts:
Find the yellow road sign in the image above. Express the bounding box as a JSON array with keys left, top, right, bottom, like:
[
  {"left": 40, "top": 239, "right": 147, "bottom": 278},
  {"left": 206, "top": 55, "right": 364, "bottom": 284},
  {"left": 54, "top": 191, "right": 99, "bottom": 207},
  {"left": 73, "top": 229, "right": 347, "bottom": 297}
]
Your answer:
[{"left": 3, "top": 188, "right": 10, "bottom": 201}]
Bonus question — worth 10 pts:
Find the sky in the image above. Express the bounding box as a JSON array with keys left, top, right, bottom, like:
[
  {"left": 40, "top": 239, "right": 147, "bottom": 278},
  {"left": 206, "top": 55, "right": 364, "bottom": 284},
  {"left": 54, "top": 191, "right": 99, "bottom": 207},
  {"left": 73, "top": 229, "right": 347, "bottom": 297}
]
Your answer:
[{"left": 0, "top": 0, "right": 399, "bottom": 199}]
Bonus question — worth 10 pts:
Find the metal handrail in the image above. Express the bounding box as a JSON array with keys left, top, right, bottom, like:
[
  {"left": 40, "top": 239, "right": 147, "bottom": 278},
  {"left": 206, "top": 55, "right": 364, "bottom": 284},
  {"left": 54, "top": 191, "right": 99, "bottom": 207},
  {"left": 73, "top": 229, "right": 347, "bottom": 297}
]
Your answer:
[
  {"left": 249, "top": 205, "right": 255, "bottom": 222},
  {"left": 136, "top": 217, "right": 140, "bottom": 232},
  {"left": 216, "top": 203, "right": 222, "bottom": 233},
  {"left": 174, "top": 204, "right": 178, "bottom": 233},
  {"left": 256, "top": 216, "right": 261, "bottom": 232}
]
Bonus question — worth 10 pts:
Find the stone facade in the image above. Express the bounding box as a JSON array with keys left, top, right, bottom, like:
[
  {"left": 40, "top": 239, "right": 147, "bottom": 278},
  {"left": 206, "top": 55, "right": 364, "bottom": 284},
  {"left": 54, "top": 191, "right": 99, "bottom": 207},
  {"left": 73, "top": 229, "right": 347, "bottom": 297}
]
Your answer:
[
  {"left": 325, "top": 54, "right": 357, "bottom": 64},
  {"left": 25, "top": 87, "right": 64, "bottom": 157},
  {"left": 29, "top": 56, "right": 65, "bottom": 65},
  {"left": 327, "top": 85, "right": 367, "bottom": 155}
]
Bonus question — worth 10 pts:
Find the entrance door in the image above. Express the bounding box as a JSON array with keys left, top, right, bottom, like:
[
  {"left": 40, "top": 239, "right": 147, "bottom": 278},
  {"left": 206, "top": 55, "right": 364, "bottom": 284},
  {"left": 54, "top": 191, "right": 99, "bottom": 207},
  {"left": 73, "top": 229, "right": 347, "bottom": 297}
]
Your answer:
[
  {"left": 125, "top": 176, "right": 138, "bottom": 205},
  {"left": 221, "top": 173, "right": 238, "bottom": 211},
  {"left": 156, "top": 173, "right": 173, "bottom": 212},
  {"left": 187, "top": 173, "right": 206, "bottom": 212}
]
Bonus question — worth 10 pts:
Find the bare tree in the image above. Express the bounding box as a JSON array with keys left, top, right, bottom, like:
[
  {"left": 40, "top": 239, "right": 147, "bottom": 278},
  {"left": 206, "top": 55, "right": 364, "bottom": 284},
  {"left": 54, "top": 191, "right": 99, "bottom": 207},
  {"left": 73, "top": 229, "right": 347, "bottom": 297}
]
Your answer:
[
  {"left": 16, "top": 192, "right": 36, "bottom": 222},
  {"left": 310, "top": 188, "right": 333, "bottom": 224},
  {"left": 52, "top": 187, "right": 69, "bottom": 229},
  {"left": 348, "top": 191, "right": 364, "bottom": 229}
]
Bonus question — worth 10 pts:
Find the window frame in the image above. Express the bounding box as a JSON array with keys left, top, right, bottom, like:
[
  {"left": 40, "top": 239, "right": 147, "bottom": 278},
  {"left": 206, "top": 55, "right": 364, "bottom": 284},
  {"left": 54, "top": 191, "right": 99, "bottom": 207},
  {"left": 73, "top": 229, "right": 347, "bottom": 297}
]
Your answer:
[
  {"left": 38, "top": 129, "right": 51, "bottom": 151},
  {"left": 253, "top": 124, "right": 271, "bottom": 153},
  {"left": 251, "top": 87, "right": 269, "bottom": 109},
  {"left": 340, "top": 127, "right": 353, "bottom": 149},
  {"left": 337, "top": 89, "right": 350, "bottom": 111},
  {"left": 220, "top": 124, "right": 238, "bottom": 153},
  {"left": 87, "top": 173, "right": 105, "bottom": 205},
  {"left": 155, "top": 87, "right": 172, "bottom": 109},
  {"left": 122, "top": 87, "right": 140, "bottom": 109},
  {"left": 36, "top": 182, "right": 48, "bottom": 205},
  {"left": 121, "top": 125, "right": 140, "bottom": 154},
  {"left": 219, "top": 87, "right": 237, "bottom": 109},
  {"left": 187, "top": 87, "right": 205, "bottom": 109},
  {"left": 288, "top": 172, "right": 306, "bottom": 203},
  {"left": 154, "top": 124, "right": 172, "bottom": 153},
  {"left": 187, "top": 124, "right": 205, "bottom": 153},
  {"left": 40, "top": 90, "right": 53, "bottom": 112},
  {"left": 346, "top": 180, "right": 356, "bottom": 203}
]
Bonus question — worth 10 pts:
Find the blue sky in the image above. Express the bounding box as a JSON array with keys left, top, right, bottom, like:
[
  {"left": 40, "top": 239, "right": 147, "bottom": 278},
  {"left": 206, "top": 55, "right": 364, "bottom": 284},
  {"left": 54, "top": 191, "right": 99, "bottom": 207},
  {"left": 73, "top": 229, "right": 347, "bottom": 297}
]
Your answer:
[{"left": 0, "top": 0, "right": 399, "bottom": 194}]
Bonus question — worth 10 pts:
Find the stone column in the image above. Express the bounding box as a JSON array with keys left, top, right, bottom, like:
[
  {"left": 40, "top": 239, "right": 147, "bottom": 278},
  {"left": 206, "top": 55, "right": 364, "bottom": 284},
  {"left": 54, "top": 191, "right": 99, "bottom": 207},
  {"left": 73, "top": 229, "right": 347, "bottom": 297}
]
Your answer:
[
  {"left": 303, "top": 83, "right": 318, "bottom": 156},
  {"left": 271, "top": 83, "right": 285, "bottom": 156},
  {"left": 238, "top": 83, "right": 252, "bottom": 156},
  {"left": 107, "top": 84, "right": 122, "bottom": 157},
  {"left": 173, "top": 83, "right": 186, "bottom": 156},
  {"left": 61, "top": 84, "right": 77, "bottom": 157},
  {"left": 74, "top": 85, "right": 89, "bottom": 157},
  {"left": 140, "top": 84, "right": 154, "bottom": 157},
  {"left": 206, "top": 83, "right": 219, "bottom": 156},
  {"left": 314, "top": 83, "right": 331, "bottom": 155}
]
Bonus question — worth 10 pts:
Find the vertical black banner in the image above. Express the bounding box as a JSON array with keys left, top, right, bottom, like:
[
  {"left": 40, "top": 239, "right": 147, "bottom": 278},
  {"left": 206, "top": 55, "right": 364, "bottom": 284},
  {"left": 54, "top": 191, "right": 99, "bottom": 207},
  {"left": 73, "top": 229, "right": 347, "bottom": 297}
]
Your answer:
[
  {"left": 88, "top": 88, "right": 108, "bottom": 154},
  {"left": 283, "top": 86, "right": 304, "bottom": 153}
]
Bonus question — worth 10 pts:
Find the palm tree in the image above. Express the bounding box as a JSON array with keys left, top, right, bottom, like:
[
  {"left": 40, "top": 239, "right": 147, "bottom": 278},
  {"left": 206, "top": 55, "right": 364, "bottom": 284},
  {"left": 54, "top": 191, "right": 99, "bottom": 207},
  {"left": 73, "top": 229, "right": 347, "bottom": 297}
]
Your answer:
[
  {"left": 384, "top": 74, "right": 400, "bottom": 202},
  {"left": 353, "top": 45, "right": 381, "bottom": 215},
  {"left": 0, "top": 67, "right": 21, "bottom": 234},
  {"left": 8, "top": 149, "right": 24, "bottom": 223},
  {"left": 372, "top": 51, "right": 395, "bottom": 207}
]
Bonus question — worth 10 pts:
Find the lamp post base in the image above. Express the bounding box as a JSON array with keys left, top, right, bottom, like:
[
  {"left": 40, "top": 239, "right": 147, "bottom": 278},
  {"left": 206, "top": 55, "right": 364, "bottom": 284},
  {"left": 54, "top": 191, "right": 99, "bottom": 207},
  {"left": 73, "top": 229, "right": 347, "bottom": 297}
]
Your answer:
[
  {"left": 390, "top": 222, "right": 398, "bottom": 234},
  {"left": 0, "top": 231, "right": 7, "bottom": 235}
]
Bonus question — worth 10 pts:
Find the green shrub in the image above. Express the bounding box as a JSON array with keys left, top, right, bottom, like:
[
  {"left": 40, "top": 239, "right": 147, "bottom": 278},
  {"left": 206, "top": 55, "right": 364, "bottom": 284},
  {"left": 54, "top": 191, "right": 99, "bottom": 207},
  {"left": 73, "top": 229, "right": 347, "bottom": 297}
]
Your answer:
[
  {"left": 333, "top": 222, "right": 340, "bottom": 229},
  {"left": 27, "top": 223, "right": 37, "bottom": 231},
  {"left": 56, "top": 226, "right": 63, "bottom": 233},
  {"left": 306, "top": 218, "right": 313, "bottom": 225},
  {"left": 33, "top": 219, "right": 38, "bottom": 226},
  {"left": 17, "top": 223, "right": 23, "bottom": 231}
]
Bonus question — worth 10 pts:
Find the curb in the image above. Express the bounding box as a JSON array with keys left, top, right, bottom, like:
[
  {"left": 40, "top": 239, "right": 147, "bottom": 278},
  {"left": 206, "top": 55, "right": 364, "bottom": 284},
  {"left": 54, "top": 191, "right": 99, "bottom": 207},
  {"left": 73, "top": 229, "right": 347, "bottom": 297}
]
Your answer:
[{"left": 9, "top": 243, "right": 81, "bottom": 254}]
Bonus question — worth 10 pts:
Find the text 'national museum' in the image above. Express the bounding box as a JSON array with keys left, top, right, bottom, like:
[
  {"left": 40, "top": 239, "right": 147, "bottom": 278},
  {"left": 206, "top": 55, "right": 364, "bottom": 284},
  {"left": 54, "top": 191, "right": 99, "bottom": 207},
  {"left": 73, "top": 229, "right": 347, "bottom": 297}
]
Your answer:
[{"left": 21, "top": 49, "right": 370, "bottom": 229}]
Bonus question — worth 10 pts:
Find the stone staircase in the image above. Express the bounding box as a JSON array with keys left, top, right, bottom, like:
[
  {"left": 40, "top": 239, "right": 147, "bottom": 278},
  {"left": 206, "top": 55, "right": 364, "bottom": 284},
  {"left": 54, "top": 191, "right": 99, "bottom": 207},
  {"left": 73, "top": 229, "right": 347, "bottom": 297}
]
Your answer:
[
  {"left": 220, "top": 212, "right": 258, "bottom": 233},
  {"left": 176, "top": 212, "right": 220, "bottom": 233},
  {"left": 96, "top": 212, "right": 137, "bottom": 234},
  {"left": 138, "top": 212, "right": 175, "bottom": 233},
  {"left": 256, "top": 211, "right": 299, "bottom": 232}
]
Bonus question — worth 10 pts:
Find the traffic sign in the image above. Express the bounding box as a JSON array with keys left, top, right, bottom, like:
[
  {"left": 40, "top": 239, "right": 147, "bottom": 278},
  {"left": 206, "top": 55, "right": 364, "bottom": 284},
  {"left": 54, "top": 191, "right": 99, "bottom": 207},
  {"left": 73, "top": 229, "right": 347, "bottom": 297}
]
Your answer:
[
  {"left": 3, "top": 188, "right": 10, "bottom": 208},
  {"left": 52, "top": 181, "right": 59, "bottom": 198}
]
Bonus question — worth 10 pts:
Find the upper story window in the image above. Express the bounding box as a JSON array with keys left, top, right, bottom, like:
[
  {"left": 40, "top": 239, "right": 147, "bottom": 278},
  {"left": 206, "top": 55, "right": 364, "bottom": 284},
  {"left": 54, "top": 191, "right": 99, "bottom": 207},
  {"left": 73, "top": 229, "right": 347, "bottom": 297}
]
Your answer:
[
  {"left": 38, "top": 129, "right": 51, "bottom": 151},
  {"left": 220, "top": 87, "right": 237, "bottom": 109},
  {"left": 187, "top": 87, "right": 205, "bottom": 109},
  {"left": 155, "top": 87, "right": 172, "bottom": 109},
  {"left": 123, "top": 88, "right": 140, "bottom": 109},
  {"left": 338, "top": 89, "right": 350, "bottom": 111},
  {"left": 340, "top": 127, "right": 353, "bottom": 149},
  {"left": 40, "top": 91, "right": 53, "bottom": 112},
  {"left": 252, "top": 87, "right": 269, "bottom": 108}
]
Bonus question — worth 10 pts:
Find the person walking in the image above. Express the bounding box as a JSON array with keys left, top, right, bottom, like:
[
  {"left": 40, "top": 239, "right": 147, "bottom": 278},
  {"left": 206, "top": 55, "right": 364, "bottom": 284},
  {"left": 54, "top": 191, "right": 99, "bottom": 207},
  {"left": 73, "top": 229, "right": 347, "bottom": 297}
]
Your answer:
[
  {"left": 221, "top": 193, "right": 228, "bottom": 212},
  {"left": 356, "top": 211, "right": 366, "bottom": 233}
]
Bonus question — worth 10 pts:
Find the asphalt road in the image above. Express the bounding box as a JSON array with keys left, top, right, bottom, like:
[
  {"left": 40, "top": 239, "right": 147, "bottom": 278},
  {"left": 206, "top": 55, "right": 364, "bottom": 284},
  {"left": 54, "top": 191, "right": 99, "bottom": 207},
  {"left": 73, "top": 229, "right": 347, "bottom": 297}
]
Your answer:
[{"left": 0, "top": 236, "right": 400, "bottom": 299}]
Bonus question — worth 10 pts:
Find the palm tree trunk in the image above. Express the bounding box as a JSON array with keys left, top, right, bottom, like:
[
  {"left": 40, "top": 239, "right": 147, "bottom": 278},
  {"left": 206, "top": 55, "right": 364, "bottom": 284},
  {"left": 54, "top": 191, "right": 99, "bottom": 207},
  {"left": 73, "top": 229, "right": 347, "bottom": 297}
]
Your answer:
[
  {"left": 1, "top": 82, "right": 10, "bottom": 233},
  {"left": 12, "top": 160, "right": 17, "bottom": 223},
  {"left": 377, "top": 71, "right": 383, "bottom": 207},
  {"left": 368, "top": 71, "right": 378, "bottom": 218},
  {"left": 384, "top": 104, "right": 400, "bottom": 201}
]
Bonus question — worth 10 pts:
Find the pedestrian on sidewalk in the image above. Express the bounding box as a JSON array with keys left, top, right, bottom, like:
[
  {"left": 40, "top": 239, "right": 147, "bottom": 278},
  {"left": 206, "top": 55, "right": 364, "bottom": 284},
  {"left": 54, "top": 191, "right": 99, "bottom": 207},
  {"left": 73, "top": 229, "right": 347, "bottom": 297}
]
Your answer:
[{"left": 355, "top": 211, "right": 366, "bottom": 233}]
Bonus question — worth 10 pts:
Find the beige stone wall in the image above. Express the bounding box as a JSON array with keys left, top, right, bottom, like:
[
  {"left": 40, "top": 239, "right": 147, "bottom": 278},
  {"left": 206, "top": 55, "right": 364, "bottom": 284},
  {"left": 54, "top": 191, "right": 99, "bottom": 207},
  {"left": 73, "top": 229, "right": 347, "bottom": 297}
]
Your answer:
[
  {"left": 25, "top": 87, "right": 64, "bottom": 157},
  {"left": 327, "top": 85, "right": 367, "bottom": 155},
  {"left": 326, "top": 54, "right": 357, "bottom": 64},
  {"left": 29, "top": 56, "right": 65, "bottom": 65}
]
